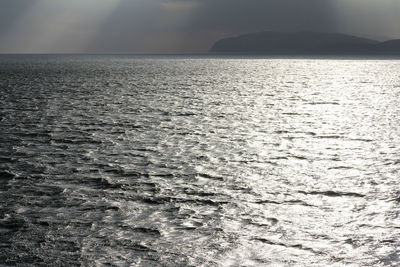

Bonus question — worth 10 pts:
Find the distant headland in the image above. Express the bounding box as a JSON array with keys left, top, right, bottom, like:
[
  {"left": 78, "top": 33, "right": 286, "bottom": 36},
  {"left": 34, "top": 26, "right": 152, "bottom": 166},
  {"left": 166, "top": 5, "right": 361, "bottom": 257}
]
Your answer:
[{"left": 210, "top": 32, "right": 400, "bottom": 55}]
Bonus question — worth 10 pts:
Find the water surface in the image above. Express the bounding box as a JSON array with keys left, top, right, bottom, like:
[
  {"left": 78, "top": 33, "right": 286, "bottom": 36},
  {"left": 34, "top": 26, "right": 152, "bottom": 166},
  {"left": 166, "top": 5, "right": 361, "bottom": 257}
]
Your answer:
[{"left": 1, "top": 55, "right": 400, "bottom": 266}]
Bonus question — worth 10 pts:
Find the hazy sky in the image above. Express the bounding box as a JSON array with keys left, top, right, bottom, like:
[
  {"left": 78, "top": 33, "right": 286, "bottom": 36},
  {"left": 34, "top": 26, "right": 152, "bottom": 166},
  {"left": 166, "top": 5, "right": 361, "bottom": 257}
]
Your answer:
[{"left": 0, "top": 0, "right": 399, "bottom": 53}]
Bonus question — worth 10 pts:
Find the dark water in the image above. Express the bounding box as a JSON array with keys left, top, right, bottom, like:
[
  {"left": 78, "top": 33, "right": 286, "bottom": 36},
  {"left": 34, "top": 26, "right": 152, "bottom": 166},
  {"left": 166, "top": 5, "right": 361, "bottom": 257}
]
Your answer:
[{"left": 1, "top": 55, "right": 400, "bottom": 266}]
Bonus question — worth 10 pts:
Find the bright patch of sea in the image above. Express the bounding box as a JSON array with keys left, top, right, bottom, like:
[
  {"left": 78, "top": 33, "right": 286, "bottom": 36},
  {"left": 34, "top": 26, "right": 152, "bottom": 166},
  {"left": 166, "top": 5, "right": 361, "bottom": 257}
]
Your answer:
[{"left": 1, "top": 55, "right": 400, "bottom": 266}]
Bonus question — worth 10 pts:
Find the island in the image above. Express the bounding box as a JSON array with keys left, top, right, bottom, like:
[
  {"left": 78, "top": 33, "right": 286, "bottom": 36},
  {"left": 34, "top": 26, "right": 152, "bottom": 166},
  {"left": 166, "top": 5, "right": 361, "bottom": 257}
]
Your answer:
[{"left": 210, "top": 32, "right": 400, "bottom": 55}]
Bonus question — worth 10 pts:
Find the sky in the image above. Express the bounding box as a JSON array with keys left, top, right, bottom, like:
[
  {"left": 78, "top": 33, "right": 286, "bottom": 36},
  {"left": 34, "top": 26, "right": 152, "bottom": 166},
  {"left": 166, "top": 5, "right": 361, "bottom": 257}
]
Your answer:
[{"left": 0, "top": 0, "right": 399, "bottom": 54}]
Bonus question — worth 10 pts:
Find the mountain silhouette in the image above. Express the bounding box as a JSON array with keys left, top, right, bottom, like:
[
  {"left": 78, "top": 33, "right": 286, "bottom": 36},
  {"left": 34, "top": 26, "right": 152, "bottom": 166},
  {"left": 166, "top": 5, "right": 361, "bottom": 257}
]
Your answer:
[
  {"left": 374, "top": 39, "right": 400, "bottom": 53},
  {"left": 210, "top": 32, "right": 400, "bottom": 55}
]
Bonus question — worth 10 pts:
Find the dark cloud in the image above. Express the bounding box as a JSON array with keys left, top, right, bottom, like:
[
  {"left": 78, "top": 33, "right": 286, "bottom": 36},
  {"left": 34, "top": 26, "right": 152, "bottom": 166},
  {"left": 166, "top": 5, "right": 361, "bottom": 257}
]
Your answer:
[
  {"left": 185, "top": 0, "right": 336, "bottom": 32},
  {"left": 0, "top": 0, "right": 399, "bottom": 53},
  {"left": 0, "top": 0, "right": 38, "bottom": 34}
]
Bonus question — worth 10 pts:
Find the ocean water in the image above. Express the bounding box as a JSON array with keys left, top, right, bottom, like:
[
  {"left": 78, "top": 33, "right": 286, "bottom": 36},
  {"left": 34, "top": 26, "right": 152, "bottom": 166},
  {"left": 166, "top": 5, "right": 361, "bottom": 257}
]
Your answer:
[{"left": 1, "top": 55, "right": 400, "bottom": 266}]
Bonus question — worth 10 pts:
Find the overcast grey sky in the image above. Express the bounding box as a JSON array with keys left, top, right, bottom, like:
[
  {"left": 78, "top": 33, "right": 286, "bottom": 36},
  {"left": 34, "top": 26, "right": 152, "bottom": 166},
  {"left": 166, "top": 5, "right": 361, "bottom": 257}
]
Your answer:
[{"left": 0, "top": 0, "right": 399, "bottom": 53}]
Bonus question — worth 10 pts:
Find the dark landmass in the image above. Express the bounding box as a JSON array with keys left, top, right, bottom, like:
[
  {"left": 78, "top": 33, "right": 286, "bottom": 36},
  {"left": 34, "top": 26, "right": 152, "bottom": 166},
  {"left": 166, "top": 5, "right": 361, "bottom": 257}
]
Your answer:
[{"left": 210, "top": 32, "right": 400, "bottom": 55}]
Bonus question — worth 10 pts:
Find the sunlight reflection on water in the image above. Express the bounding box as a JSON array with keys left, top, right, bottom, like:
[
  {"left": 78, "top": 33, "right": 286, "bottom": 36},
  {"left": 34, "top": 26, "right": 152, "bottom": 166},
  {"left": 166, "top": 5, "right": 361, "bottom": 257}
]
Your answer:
[{"left": 0, "top": 55, "right": 400, "bottom": 266}]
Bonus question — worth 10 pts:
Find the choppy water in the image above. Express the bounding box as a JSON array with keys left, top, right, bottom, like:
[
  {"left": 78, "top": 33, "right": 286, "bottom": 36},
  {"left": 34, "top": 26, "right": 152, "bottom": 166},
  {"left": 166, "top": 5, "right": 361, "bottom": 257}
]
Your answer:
[{"left": 1, "top": 55, "right": 400, "bottom": 266}]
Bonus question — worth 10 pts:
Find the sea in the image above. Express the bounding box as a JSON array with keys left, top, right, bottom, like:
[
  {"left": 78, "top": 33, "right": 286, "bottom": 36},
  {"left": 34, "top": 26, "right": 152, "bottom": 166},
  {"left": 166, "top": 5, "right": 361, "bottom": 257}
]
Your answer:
[{"left": 1, "top": 55, "right": 400, "bottom": 266}]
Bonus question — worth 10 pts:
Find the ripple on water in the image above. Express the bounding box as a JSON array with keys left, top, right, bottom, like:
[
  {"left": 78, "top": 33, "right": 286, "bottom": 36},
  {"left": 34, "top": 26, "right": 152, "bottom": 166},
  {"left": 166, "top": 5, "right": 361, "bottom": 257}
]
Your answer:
[{"left": 1, "top": 55, "right": 400, "bottom": 266}]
